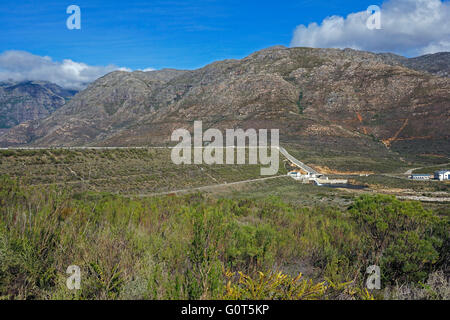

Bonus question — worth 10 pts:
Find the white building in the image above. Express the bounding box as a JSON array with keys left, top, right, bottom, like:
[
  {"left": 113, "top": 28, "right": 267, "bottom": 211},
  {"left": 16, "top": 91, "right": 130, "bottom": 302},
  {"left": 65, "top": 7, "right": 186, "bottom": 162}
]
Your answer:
[
  {"left": 434, "top": 170, "right": 450, "bottom": 181},
  {"left": 288, "top": 171, "right": 303, "bottom": 179},
  {"left": 409, "top": 174, "right": 432, "bottom": 180},
  {"left": 288, "top": 171, "right": 327, "bottom": 182}
]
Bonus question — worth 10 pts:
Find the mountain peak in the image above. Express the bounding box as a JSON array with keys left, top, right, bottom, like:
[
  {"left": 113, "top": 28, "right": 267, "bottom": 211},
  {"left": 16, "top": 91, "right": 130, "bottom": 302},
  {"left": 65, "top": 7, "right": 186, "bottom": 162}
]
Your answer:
[
  {"left": 0, "top": 46, "right": 448, "bottom": 158},
  {"left": 0, "top": 80, "right": 76, "bottom": 132}
]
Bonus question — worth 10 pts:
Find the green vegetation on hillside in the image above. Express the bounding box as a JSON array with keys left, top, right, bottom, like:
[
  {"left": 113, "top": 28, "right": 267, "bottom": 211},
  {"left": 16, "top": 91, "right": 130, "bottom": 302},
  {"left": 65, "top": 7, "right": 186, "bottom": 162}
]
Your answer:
[
  {"left": 352, "top": 174, "right": 450, "bottom": 193},
  {"left": 297, "top": 91, "right": 305, "bottom": 114},
  {"left": 0, "top": 148, "right": 286, "bottom": 195},
  {"left": 413, "top": 164, "right": 450, "bottom": 174},
  {"left": 0, "top": 175, "right": 448, "bottom": 300}
]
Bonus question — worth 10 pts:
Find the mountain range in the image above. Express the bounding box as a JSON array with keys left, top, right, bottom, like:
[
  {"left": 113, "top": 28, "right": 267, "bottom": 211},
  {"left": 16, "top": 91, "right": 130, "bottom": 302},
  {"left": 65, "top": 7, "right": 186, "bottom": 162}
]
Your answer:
[
  {"left": 0, "top": 81, "right": 76, "bottom": 136},
  {"left": 0, "top": 47, "right": 448, "bottom": 159}
]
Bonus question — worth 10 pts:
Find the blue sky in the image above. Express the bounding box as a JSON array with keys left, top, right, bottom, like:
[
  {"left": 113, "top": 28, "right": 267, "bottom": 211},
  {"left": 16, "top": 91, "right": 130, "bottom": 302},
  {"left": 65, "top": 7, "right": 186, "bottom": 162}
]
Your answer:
[
  {"left": 0, "top": 0, "right": 448, "bottom": 89},
  {"left": 0, "top": 0, "right": 383, "bottom": 70}
]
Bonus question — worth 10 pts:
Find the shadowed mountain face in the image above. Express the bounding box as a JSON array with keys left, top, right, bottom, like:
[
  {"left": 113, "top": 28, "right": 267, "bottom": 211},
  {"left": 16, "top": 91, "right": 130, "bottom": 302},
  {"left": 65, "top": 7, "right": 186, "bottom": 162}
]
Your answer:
[
  {"left": 0, "top": 81, "right": 77, "bottom": 135},
  {"left": 379, "top": 52, "right": 450, "bottom": 78},
  {"left": 399, "top": 53, "right": 450, "bottom": 78},
  {"left": 0, "top": 47, "right": 448, "bottom": 157}
]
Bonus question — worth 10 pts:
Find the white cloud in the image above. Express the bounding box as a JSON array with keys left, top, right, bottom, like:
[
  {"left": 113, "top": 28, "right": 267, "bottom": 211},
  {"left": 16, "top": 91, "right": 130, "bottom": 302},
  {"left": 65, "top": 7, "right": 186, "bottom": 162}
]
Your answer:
[
  {"left": 0, "top": 51, "right": 135, "bottom": 90},
  {"left": 420, "top": 41, "right": 450, "bottom": 54},
  {"left": 290, "top": 0, "right": 450, "bottom": 57}
]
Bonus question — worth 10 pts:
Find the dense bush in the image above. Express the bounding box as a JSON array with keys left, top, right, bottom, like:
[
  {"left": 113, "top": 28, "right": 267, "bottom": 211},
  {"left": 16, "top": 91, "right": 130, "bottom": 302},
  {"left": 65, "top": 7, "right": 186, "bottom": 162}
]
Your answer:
[
  {"left": 349, "top": 194, "right": 448, "bottom": 283},
  {"left": 0, "top": 176, "right": 448, "bottom": 299}
]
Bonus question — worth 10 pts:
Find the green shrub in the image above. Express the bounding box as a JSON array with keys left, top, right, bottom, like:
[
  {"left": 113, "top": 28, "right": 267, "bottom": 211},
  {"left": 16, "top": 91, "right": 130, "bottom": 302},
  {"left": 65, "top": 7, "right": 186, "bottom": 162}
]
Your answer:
[
  {"left": 1, "top": 176, "right": 447, "bottom": 300},
  {"left": 349, "top": 194, "right": 447, "bottom": 283}
]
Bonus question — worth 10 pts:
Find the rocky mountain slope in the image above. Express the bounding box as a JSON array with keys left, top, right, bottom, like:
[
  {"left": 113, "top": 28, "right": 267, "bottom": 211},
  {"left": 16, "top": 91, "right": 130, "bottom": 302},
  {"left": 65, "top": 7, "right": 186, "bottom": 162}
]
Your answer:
[
  {"left": 0, "top": 81, "right": 76, "bottom": 136},
  {"left": 0, "top": 47, "right": 448, "bottom": 158},
  {"left": 380, "top": 52, "right": 450, "bottom": 78}
]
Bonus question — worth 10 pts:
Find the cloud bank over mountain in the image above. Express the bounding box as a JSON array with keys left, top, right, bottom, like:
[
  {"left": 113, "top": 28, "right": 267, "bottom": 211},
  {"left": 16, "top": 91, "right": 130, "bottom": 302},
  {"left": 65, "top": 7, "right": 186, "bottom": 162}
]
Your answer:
[
  {"left": 0, "top": 51, "right": 135, "bottom": 90},
  {"left": 291, "top": 0, "right": 450, "bottom": 57}
]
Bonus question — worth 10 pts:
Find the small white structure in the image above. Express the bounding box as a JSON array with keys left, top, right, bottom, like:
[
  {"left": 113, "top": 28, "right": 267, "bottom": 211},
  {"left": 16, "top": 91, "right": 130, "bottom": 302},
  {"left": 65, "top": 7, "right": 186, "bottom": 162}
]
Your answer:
[
  {"left": 288, "top": 171, "right": 305, "bottom": 180},
  {"left": 409, "top": 174, "right": 432, "bottom": 180},
  {"left": 288, "top": 171, "right": 338, "bottom": 184},
  {"left": 287, "top": 171, "right": 314, "bottom": 181},
  {"left": 434, "top": 170, "right": 450, "bottom": 181}
]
